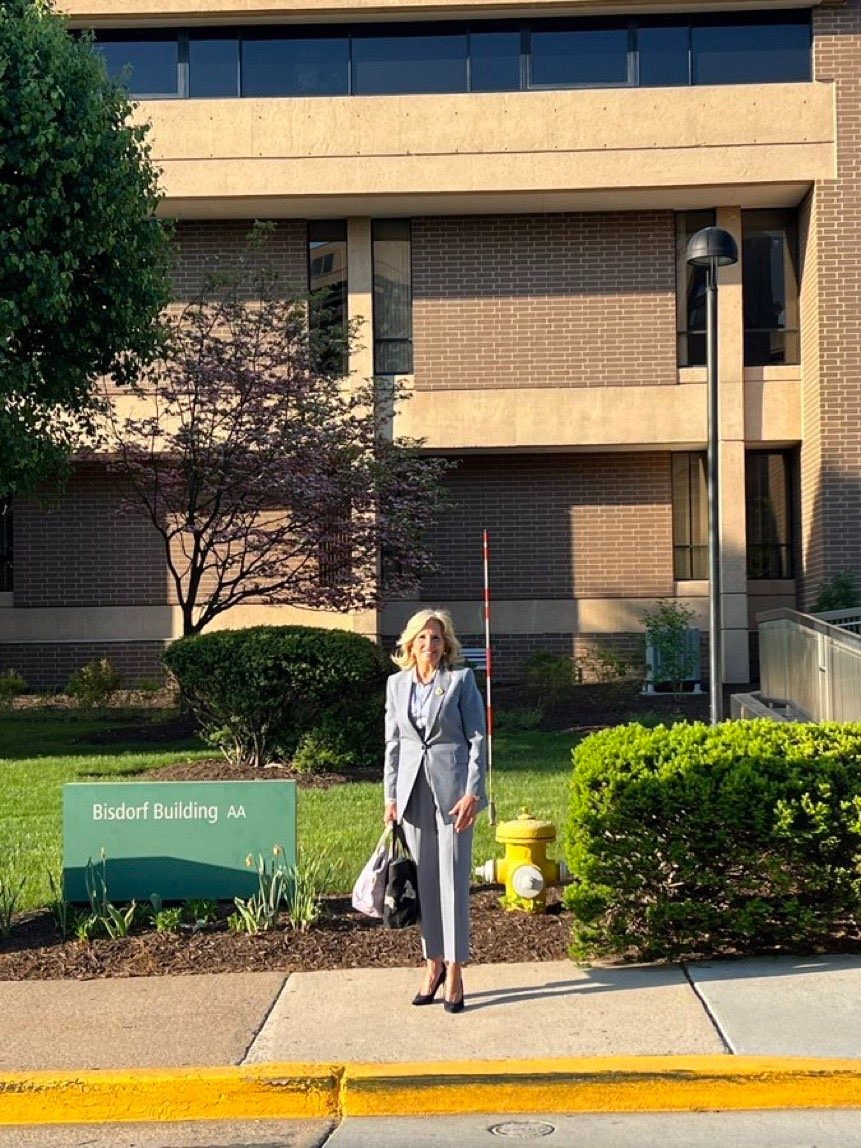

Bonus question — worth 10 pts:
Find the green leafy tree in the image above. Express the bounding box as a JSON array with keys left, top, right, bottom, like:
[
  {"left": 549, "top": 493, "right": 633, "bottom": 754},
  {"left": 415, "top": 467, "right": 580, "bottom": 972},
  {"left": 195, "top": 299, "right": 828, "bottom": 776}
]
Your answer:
[{"left": 0, "top": 0, "right": 172, "bottom": 495}]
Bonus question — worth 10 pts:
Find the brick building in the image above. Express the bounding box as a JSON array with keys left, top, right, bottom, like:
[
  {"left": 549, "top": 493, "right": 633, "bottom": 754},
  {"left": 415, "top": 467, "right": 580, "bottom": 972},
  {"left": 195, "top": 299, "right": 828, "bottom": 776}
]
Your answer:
[{"left": 2, "top": 0, "right": 859, "bottom": 686}]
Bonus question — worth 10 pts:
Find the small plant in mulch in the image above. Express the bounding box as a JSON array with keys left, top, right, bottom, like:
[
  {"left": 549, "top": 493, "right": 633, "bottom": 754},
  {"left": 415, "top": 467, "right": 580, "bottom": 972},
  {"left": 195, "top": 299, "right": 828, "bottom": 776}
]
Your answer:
[
  {"left": 0, "top": 669, "right": 27, "bottom": 709},
  {"left": 66, "top": 658, "right": 122, "bottom": 709}
]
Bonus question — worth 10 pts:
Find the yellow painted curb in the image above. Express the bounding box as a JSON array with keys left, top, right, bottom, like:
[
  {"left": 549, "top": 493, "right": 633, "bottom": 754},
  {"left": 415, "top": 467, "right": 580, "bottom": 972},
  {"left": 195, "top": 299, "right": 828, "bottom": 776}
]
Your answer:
[
  {"left": 0, "top": 1063, "right": 341, "bottom": 1126},
  {"left": 0, "top": 1057, "right": 859, "bottom": 1126},
  {"left": 342, "top": 1056, "right": 861, "bottom": 1117}
]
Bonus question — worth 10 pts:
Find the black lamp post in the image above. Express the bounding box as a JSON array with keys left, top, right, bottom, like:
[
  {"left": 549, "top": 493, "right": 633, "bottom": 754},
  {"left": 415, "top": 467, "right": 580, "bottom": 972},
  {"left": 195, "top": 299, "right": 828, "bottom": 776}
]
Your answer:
[{"left": 686, "top": 226, "right": 739, "bottom": 725}]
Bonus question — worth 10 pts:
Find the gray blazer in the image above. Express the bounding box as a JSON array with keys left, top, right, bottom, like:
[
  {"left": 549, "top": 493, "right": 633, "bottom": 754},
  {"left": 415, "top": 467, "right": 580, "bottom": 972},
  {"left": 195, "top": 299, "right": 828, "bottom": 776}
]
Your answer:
[{"left": 384, "top": 665, "right": 487, "bottom": 825}]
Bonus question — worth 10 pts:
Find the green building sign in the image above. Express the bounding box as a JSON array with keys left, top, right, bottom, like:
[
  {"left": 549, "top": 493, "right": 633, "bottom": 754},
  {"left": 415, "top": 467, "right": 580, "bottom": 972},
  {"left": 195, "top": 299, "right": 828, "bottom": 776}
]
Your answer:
[{"left": 63, "top": 781, "right": 297, "bottom": 902}]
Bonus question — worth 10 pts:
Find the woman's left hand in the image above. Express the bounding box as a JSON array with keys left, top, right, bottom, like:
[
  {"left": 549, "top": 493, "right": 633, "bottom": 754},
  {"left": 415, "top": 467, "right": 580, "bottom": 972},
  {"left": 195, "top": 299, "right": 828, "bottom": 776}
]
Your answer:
[{"left": 449, "top": 794, "right": 479, "bottom": 833}]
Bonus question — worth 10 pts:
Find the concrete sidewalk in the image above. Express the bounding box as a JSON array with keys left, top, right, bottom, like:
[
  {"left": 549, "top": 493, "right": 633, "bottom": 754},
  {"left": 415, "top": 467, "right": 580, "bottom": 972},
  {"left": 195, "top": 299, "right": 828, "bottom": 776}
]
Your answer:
[{"left": 0, "top": 955, "right": 858, "bottom": 1126}]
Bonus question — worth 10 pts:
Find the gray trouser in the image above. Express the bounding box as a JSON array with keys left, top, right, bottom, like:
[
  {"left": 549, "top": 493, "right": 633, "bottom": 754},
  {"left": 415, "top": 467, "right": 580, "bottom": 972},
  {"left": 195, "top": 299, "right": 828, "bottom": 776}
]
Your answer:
[{"left": 402, "top": 766, "right": 473, "bottom": 964}]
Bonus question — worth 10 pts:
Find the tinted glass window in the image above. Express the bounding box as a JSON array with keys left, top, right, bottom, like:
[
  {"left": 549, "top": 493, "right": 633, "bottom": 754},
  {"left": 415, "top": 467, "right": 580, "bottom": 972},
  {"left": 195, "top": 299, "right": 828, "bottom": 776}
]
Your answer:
[
  {"left": 242, "top": 36, "right": 349, "bottom": 96},
  {"left": 746, "top": 452, "right": 793, "bottom": 578},
  {"left": 470, "top": 30, "right": 521, "bottom": 91},
  {"left": 96, "top": 38, "right": 178, "bottom": 95},
  {"left": 676, "top": 210, "right": 716, "bottom": 367},
  {"left": 309, "top": 221, "right": 348, "bottom": 376},
  {"left": 638, "top": 24, "right": 689, "bottom": 87},
  {"left": 672, "top": 453, "right": 708, "bottom": 580},
  {"left": 531, "top": 26, "right": 628, "bottom": 87},
  {"left": 742, "top": 209, "right": 799, "bottom": 366},
  {"left": 189, "top": 37, "right": 239, "bottom": 97},
  {"left": 693, "top": 20, "right": 810, "bottom": 85},
  {"left": 373, "top": 219, "right": 412, "bottom": 374},
  {"left": 352, "top": 32, "right": 467, "bottom": 94}
]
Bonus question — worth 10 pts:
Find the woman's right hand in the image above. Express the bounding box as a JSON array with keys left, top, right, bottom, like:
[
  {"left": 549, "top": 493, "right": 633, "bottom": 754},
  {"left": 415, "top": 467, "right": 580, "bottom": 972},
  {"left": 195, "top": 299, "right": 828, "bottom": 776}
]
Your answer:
[{"left": 384, "top": 800, "right": 397, "bottom": 826}]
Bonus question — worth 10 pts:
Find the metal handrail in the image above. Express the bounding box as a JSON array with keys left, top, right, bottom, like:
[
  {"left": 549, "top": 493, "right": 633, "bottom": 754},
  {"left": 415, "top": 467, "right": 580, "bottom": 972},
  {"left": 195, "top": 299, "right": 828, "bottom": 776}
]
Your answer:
[{"left": 757, "top": 607, "right": 861, "bottom": 722}]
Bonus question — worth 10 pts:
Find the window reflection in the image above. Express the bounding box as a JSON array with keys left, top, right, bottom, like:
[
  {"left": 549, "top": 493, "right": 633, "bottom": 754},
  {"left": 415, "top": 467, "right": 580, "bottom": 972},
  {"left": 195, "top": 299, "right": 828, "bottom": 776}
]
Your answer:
[
  {"left": 242, "top": 35, "right": 349, "bottom": 96},
  {"left": 308, "top": 221, "right": 348, "bottom": 377},
  {"left": 91, "top": 13, "right": 812, "bottom": 100},
  {"left": 531, "top": 26, "right": 629, "bottom": 87},
  {"left": 746, "top": 452, "right": 794, "bottom": 579},
  {"left": 95, "top": 37, "right": 179, "bottom": 96},
  {"left": 676, "top": 210, "right": 716, "bottom": 368},
  {"left": 638, "top": 24, "right": 689, "bottom": 87},
  {"left": 352, "top": 32, "right": 468, "bottom": 95},
  {"left": 692, "top": 20, "right": 810, "bottom": 85},
  {"left": 470, "top": 30, "right": 521, "bottom": 92},
  {"left": 742, "top": 210, "right": 799, "bottom": 366},
  {"left": 373, "top": 220, "right": 413, "bottom": 375},
  {"left": 189, "top": 37, "right": 238, "bottom": 97},
  {"left": 672, "top": 453, "right": 708, "bottom": 581}
]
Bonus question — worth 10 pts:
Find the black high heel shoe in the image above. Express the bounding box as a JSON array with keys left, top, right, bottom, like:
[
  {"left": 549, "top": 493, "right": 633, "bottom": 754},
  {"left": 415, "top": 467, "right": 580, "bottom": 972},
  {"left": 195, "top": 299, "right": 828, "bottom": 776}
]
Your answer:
[
  {"left": 443, "top": 982, "right": 465, "bottom": 1014},
  {"left": 412, "top": 964, "right": 446, "bottom": 1006}
]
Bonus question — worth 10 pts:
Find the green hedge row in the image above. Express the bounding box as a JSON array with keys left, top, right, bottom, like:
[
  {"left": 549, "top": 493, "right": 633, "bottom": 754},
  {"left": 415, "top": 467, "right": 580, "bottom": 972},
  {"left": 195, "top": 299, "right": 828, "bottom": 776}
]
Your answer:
[
  {"left": 163, "top": 625, "right": 389, "bottom": 769},
  {"left": 564, "top": 720, "right": 861, "bottom": 959}
]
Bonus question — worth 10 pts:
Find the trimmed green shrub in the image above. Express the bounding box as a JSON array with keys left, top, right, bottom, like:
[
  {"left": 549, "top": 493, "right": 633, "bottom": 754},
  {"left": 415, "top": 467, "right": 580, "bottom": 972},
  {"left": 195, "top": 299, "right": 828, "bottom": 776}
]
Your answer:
[
  {"left": 66, "top": 658, "right": 122, "bottom": 708},
  {"left": 812, "top": 571, "right": 859, "bottom": 613},
  {"left": 0, "top": 669, "right": 26, "bottom": 708},
  {"left": 564, "top": 720, "right": 861, "bottom": 960},
  {"left": 162, "top": 625, "right": 388, "bottom": 767}
]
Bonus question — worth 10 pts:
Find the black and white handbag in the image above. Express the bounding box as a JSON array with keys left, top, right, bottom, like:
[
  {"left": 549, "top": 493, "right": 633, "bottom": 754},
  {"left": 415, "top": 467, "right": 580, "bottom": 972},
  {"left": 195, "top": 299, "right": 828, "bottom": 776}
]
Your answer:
[{"left": 382, "top": 822, "right": 420, "bottom": 929}]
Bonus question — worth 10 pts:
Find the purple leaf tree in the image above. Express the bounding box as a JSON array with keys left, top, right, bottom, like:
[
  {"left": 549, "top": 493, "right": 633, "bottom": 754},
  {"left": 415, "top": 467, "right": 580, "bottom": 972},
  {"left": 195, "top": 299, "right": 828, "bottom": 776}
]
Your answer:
[{"left": 102, "top": 257, "right": 450, "bottom": 636}]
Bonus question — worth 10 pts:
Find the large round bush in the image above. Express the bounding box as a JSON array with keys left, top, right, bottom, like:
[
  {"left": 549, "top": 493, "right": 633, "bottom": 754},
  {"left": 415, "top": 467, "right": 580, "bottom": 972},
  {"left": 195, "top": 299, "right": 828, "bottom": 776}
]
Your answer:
[
  {"left": 564, "top": 719, "right": 861, "bottom": 960},
  {"left": 163, "top": 625, "right": 389, "bottom": 767}
]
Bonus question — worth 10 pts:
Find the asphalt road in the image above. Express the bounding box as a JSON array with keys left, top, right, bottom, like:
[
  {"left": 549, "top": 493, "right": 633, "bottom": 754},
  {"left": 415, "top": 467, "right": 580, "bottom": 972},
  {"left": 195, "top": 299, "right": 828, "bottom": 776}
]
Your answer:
[{"left": 2, "top": 1112, "right": 861, "bottom": 1147}]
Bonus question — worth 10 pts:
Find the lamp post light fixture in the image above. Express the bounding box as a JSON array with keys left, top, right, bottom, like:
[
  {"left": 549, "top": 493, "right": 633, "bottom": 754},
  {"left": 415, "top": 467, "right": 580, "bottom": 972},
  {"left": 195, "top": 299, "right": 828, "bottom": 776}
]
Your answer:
[{"left": 686, "top": 226, "right": 739, "bottom": 725}]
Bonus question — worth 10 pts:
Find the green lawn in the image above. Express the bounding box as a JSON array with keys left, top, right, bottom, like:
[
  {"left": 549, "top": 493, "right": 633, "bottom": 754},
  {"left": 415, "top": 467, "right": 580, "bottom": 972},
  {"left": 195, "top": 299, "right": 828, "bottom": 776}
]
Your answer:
[{"left": 0, "top": 709, "right": 576, "bottom": 910}]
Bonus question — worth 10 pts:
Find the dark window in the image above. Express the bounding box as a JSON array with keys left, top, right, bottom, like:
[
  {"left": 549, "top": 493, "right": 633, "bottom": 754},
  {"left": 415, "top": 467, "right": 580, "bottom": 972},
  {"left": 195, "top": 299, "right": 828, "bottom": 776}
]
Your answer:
[
  {"left": 0, "top": 500, "right": 11, "bottom": 593},
  {"left": 672, "top": 453, "right": 708, "bottom": 581},
  {"left": 352, "top": 30, "right": 468, "bottom": 95},
  {"left": 742, "top": 209, "right": 799, "bottom": 366},
  {"left": 308, "top": 221, "right": 348, "bottom": 376},
  {"left": 373, "top": 219, "right": 413, "bottom": 375},
  {"left": 692, "top": 17, "right": 810, "bottom": 85},
  {"left": 676, "top": 210, "right": 716, "bottom": 367},
  {"left": 87, "top": 15, "right": 813, "bottom": 99},
  {"left": 530, "top": 24, "right": 629, "bottom": 87},
  {"left": 638, "top": 23, "right": 690, "bottom": 87},
  {"left": 189, "top": 36, "right": 239, "bottom": 97},
  {"left": 746, "top": 452, "right": 794, "bottom": 579},
  {"left": 241, "top": 34, "right": 349, "bottom": 96},
  {"left": 318, "top": 507, "right": 352, "bottom": 588},
  {"left": 469, "top": 30, "right": 522, "bottom": 91},
  {"left": 94, "top": 35, "right": 179, "bottom": 96}
]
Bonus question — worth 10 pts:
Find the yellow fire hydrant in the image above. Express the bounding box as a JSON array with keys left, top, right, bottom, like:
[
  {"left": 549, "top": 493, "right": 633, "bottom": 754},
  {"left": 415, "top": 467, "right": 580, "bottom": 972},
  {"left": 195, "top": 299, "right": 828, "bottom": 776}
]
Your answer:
[{"left": 475, "top": 807, "right": 569, "bottom": 913}]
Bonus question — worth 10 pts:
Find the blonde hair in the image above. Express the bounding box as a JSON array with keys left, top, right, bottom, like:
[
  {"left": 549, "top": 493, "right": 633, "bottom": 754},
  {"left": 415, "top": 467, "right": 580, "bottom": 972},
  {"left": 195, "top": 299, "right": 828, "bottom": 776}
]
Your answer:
[{"left": 393, "top": 608, "right": 463, "bottom": 671}]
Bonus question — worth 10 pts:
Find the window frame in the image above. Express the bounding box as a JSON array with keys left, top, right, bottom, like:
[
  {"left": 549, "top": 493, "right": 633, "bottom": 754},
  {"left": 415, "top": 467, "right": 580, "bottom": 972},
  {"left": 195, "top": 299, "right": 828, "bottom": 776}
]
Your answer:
[
  {"left": 741, "top": 208, "right": 801, "bottom": 368},
  {"left": 372, "top": 218, "right": 414, "bottom": 377},
  {"left": 671, "top": 451, "right": 709, "bottom": 582},
  {"left": 745, "top": 449, "right": 795, "bottom": 580},
  {"left": 88, "top": 11, "right": 813, "bottom": 100},
  {"left": 308, "top": 220, "right": 349, "bottom": 377},
  {"left": 676, "top": 210, "right": 717, "bottom": 368}
]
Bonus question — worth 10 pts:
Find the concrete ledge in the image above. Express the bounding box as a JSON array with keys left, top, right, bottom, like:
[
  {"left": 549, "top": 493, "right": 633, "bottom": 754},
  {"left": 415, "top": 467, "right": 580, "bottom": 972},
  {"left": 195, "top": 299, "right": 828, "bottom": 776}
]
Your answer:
[{"left": 1, "top": 1057, "right": 859, "bottom": 1126}]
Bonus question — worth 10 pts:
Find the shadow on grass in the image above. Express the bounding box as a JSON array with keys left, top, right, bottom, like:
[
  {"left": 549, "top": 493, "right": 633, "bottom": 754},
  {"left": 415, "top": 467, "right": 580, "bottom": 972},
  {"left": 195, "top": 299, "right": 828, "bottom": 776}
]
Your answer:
[{"left": 0, "top": 708, "right": 205, "bottom": 761}]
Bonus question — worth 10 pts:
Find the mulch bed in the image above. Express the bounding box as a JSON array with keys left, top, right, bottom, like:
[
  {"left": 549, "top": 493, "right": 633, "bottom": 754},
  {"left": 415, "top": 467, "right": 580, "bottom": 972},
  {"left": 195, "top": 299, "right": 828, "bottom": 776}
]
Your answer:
[
  {"left": 0, "top": 890, "right": 570, "bottom": 981},
  {"left": 0, "top": 684, "right": 739, "bottom": 980}
]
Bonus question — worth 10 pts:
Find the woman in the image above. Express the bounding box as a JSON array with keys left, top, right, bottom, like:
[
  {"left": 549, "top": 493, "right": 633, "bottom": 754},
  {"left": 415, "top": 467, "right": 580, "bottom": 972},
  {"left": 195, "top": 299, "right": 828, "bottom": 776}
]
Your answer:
[{"left": 383, "top": 608, "right": 486, "bottom": 1014}]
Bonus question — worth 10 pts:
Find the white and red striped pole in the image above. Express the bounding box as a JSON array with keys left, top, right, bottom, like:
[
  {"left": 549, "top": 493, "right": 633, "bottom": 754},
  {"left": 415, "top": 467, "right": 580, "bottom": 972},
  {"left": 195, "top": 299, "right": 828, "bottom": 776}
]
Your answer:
[{"left": 482, "top": 529, "right": 496, "bottom": 824}]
